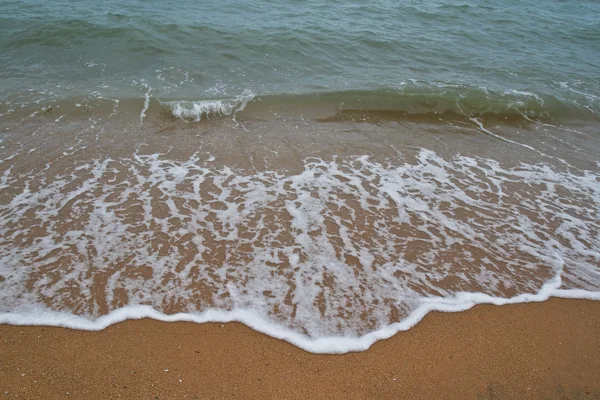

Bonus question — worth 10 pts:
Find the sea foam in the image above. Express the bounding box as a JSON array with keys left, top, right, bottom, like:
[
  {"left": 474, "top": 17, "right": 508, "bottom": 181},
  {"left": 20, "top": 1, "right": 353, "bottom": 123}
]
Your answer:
[
  {"left": 1, "top": 149, "right": 599, "bottom": 353},
  {"left": 1, "top": 275, "right": 600, "bottom": 354},
  {"left": 162, "top": 91, "right": 254, "bottom": 122}
]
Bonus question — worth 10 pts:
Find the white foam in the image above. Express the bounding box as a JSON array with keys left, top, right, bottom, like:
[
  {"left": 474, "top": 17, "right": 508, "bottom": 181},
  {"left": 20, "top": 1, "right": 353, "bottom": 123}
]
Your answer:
[
  {"left": 163, "top": 91, "right": 254, "bottom": 122},
  {"left": 1, "top": 275, "right": 599, "bottom": 354},
  {"left": 1, "top": 149, "right": 599, "bottom": 353},
  {"left": 470, "top": 117, "right": 547, "bottom": 156},
  {"left": 139, "top": 82, "right": 152, "bottom": 123},
  {"left": 166, "top": 99, "right": 234, "bottom": 121}
]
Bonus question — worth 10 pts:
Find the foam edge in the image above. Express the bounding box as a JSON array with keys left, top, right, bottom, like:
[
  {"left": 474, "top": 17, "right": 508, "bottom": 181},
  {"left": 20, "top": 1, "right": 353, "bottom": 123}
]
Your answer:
[{"left": 1, "top": 276, "right": 599, "bottom": 354}]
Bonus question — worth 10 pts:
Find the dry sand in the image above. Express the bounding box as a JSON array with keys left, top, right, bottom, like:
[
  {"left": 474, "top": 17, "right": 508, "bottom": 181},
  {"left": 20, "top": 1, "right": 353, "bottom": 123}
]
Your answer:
[{"left": 1, "top": 298, "right": 599, "bottom": 399}]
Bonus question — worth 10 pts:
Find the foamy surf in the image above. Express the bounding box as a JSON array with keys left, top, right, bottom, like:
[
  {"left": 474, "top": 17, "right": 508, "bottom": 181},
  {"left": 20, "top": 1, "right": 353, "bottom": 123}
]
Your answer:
[
  {"left": 1, "top": 275, "right": 600, "bottom": 354},
  {"left": 2, "top": 0, "right": 600, "bottom": 359},
  {"left": 1, "top": 147, "right": 599, "bottom": 353}
]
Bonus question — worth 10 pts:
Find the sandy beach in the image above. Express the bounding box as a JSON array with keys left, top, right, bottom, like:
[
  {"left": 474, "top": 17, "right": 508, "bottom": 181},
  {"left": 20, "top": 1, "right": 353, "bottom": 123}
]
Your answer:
[
  {"left": 2, "top": 0, "right": 600, "bottom": 398},
  {"left": 1, "top": 298, "right": 599, "bottom": 399}
]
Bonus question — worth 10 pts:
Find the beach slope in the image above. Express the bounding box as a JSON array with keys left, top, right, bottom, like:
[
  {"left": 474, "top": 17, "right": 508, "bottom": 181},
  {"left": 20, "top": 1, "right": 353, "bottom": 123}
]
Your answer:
[{"left": 1, "top": 298, "right": 599, "bottom": 399}]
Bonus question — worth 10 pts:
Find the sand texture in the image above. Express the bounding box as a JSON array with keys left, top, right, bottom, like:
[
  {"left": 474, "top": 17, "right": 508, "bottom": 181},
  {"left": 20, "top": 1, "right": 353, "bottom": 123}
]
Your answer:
[{"left": 1, "top": 298, "right": 599, "bottom": 399}]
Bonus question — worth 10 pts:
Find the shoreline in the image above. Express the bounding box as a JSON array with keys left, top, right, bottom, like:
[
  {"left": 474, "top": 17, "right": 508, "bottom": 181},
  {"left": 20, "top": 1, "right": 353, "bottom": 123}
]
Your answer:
[{"left": 1, "top": 298, "right": 599, "bottom": 399}]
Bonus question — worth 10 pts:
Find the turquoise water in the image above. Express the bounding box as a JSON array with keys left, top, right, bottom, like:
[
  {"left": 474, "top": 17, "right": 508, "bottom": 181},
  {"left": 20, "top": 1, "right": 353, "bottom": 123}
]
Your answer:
[{"left": 1, "top": 0, "right": 599, "bottom": 118}]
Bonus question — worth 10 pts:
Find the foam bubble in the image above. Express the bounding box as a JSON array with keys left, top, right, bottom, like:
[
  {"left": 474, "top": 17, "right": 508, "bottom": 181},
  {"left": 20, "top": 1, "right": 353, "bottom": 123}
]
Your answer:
[{"left": 0, "top": 148, "right": 599, "bottom": 353}]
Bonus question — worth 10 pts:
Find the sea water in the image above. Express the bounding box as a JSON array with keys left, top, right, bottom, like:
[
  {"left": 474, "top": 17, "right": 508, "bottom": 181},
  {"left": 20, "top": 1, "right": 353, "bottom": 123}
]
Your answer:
[{"left": 0, "top": 0, "right": 599, "bottom": 353}]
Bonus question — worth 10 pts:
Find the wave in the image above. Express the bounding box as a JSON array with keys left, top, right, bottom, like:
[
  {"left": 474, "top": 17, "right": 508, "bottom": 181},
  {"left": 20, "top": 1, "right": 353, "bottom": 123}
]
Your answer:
[
  {"left": 1, "top": 85, "right": 597, "bottom": 125},
  {"left": 158, "top": 85, "right": 598, "bottom": 123},
  {"left": 161, "top": 91, "right": 255, "bottom": 122},
  {"left": 1, "top": 147, "right": 600, "bottom": 353},
  {"left": 0, "top": 18, "right": 172, "bottom": 55}
]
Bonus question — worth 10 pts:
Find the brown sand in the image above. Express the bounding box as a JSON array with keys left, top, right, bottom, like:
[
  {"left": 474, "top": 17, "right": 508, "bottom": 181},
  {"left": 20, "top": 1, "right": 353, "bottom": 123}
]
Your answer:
[{"left": 1, "top": 298, "right": 599, "bottom": 400}]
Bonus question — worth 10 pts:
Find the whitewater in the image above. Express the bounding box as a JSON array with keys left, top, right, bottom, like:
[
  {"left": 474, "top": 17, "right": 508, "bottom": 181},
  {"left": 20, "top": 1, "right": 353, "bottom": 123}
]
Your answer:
[{"left": 1, "top": 144, "right": 599, "bottom": 353}]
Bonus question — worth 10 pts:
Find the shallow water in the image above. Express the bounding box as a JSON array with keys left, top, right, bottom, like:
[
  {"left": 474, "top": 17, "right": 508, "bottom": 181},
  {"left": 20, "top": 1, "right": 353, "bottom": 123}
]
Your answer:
[
  {"left": 0, "top": 0, "right": 599, "bottom": 353},
  {"left": 1, "top": 0, "right": 599, "bottom": 117}
]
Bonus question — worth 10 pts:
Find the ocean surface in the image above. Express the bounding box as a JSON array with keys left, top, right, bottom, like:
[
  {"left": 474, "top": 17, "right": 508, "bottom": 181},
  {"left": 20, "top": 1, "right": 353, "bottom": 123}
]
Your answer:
[{"left": 0, "top": 0, "right": 599, "bottom": 353}]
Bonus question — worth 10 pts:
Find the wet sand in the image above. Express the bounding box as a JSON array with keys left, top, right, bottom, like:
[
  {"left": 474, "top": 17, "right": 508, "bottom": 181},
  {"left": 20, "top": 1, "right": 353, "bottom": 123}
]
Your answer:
[{"left": 1, "top": 298, "right": 599, "bottom": 399}]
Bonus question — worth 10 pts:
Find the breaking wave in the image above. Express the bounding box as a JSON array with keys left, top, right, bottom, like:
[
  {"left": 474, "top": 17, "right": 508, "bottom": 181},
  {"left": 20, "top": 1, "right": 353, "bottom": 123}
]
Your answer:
[{"left": 161, "top": 91, "right": 255, "bottom": 122}]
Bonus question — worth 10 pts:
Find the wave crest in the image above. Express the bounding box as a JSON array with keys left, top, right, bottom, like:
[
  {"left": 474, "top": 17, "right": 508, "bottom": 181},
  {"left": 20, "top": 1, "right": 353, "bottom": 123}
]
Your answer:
[{"left": 162, "top": 91, "right": 255, "bottom": 122}]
